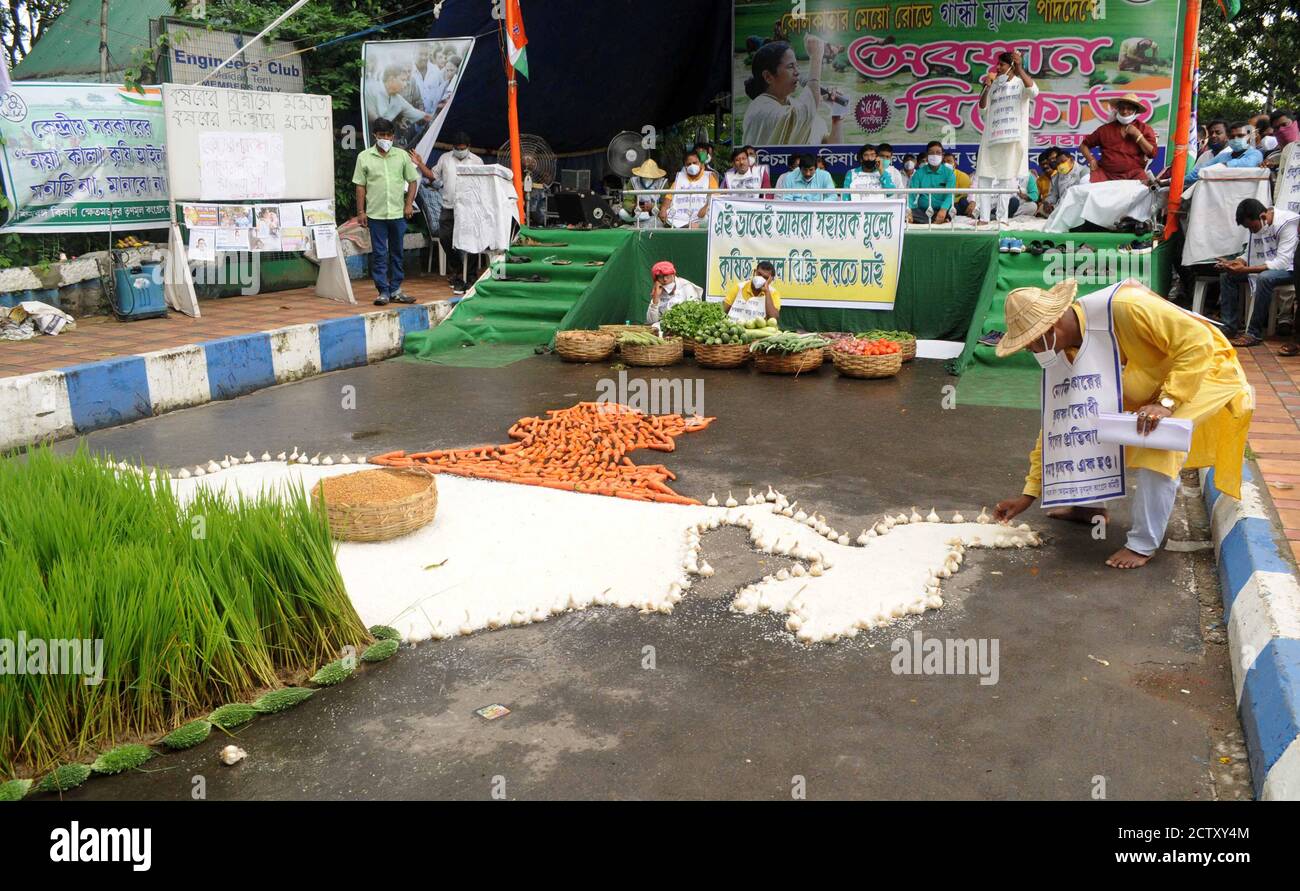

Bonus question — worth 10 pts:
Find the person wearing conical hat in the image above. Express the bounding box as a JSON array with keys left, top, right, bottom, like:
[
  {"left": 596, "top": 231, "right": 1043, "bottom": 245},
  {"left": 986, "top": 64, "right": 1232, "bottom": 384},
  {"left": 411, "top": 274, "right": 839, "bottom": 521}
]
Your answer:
[
  {"left": 620, "top": 158, "right": 669, "bottom": 222},
  {"left": 993, "top": 278, "right": 1253, "bottom": 569}
]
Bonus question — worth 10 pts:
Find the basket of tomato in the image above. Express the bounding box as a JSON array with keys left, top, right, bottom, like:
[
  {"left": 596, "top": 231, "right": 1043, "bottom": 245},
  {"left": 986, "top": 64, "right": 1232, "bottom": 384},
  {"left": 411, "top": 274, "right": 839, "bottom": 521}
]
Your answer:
[{"left": 830, "top": 337, "right": 904, "bottom": 379}]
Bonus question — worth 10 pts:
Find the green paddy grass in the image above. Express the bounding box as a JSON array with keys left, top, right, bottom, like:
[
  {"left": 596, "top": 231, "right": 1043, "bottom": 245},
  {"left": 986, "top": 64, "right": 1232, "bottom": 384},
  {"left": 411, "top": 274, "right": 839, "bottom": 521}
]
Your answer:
[{"left": 0, "top": 447, "right": 369, "bottom": 777}]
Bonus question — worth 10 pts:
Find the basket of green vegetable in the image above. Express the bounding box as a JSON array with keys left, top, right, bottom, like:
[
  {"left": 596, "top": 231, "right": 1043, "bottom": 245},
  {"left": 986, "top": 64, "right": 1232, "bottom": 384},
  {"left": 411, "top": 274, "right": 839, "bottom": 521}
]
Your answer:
[
  {"left": 659, "top": 301, "right": 726, "bottom": 353},
  {"left": 864, "top": 329, "right": 917, "bottom": 362},
  {"left": 693, "top": 319, "right": 753, "bottom": 368},
  {"left": 749, "top": 332, "right": 828, "bottom": 375},
  {"left": 619, "top": 330, "right": 684, "bottom": 366}
]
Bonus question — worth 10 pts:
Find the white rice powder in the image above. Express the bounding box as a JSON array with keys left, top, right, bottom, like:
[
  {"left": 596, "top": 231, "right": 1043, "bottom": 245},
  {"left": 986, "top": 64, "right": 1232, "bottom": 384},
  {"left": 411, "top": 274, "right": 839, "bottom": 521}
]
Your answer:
[{"left": 171, "top": 462, "right": 1040, "bottom": 645}]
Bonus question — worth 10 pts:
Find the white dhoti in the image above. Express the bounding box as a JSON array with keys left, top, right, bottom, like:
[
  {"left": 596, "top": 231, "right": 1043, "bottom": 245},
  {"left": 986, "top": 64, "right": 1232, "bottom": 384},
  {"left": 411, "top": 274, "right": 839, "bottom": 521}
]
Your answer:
[{"left": 975, "top": 175, "right": 1017, "bottom": 222}]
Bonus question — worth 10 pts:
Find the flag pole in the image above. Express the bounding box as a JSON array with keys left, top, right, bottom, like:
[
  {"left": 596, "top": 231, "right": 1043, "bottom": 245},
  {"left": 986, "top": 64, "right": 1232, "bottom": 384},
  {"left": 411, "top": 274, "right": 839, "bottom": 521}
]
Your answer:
[
  {"left": 502, "top": 15, "right": 526, "bottom": 223},
  {"left": 1163, "top": 0, "right": 1201, "bottom": 239}
]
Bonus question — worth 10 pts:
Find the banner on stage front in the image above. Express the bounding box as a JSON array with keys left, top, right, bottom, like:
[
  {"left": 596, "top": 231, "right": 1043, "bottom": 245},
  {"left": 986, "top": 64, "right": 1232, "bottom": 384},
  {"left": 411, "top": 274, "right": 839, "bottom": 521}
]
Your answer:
[
  {"left": 0, "top": 83, "right": 169, "bottom": 232},
  {"left": 705, "top": 197, "right": 906, "bottom": 311}
]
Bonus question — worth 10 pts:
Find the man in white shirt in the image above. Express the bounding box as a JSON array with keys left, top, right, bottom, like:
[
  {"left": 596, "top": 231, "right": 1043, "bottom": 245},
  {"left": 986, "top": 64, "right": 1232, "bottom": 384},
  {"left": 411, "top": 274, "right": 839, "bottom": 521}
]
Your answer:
[
  {"left": 430, "top": 131, "right": 485, "bottom": 291},
  {"left": 409, "top": 46, "right": 448, "bottom": 116},
  {"left": 1216, "top": 198, "right": 1299, "bottom": 347},
  {"left": 974, "top": 49, "right": 1038, "bottom": 223}
]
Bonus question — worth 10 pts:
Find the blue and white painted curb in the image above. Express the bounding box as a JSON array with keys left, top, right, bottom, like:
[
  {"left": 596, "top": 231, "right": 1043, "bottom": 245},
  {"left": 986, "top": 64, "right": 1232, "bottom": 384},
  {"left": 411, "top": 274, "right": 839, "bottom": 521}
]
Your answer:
[
  {"left": 1, "top": 302, "right": 452, "bottom": 453},
  {"left": 1202, "top": 464, "right": 1300, "bottom": 800}
]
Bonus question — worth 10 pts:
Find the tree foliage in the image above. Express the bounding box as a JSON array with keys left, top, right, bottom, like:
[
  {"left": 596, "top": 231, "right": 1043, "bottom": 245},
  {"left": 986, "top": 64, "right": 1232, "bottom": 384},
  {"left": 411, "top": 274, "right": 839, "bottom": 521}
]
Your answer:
[
  {"left": 0, "top": 0, "right": 68, "bottom": 68},
  {"left": 1198, "top": 0, "right": 1300, "bottom": 118}
]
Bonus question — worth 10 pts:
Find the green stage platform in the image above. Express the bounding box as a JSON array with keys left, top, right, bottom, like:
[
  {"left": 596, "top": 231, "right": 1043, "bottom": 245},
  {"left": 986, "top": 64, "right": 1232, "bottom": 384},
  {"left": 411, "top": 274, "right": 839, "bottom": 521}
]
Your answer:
[{"left": 402, "top": 227, "right": 1171, "bottom": 402}]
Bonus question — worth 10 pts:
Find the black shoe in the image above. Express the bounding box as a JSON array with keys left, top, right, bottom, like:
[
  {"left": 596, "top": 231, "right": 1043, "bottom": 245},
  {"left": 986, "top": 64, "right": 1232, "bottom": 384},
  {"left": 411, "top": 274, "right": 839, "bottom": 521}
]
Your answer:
[
  {"left": 505, "top": 254, "right": 530, "bottom": 264},
  {"left": 373, "top": 295, "right": 390, "bottom": 306},
  {"left": 391, "top": 290, "right": 416, "bottom": 304}
]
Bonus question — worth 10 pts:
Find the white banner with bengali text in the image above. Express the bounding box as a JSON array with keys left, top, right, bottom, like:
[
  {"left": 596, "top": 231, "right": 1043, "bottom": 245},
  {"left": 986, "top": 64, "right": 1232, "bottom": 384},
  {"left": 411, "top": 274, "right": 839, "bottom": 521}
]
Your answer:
[{"left": 705, "top": 197, "right": 906, "bottom": 310}]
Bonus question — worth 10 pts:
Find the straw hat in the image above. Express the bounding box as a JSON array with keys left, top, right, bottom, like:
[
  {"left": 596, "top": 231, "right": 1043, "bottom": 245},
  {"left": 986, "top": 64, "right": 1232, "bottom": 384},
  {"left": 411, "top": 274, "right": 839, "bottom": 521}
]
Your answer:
[
  {"left": 632, "top": 159, "right": 668, "bottom": 179},
  {"left": 1109, "top": 92, "right": 1144, "bottom": 111},
  {"left": 995, "top": 279, "right": 1078, "bottom": 357}
]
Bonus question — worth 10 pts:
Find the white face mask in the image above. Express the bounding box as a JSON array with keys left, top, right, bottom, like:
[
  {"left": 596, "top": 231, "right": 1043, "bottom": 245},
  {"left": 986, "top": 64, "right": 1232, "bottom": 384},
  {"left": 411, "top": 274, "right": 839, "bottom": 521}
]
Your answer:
[
  {"left": 636, "top": 210, "right": 651, "bottom": 221},
  {"left": 376, "top": 138, "right": 393, "bottom": 152},
  {"left": 1033, "top": 331, "right": 1060, "bottom": 369},
  {"left": 1261, "top": 135, "right": 1279, "bottom": 152},
  {"left": 904, "top": 160, "right": 916, "bottom": 171},
  {"left": 944, "top": 162, "right": 955, "bottom": 171},
  {"left": 1116, "top": 112, "right": 1137, "bottom": 125},
  {"left": 453, "top": 148, "right": 469, "bottom": 159},
  {"left": 751, "top": 275, "right": 767, "bottom": 290},
  {"left": 686, "top": 163, "right": 701, "bottom": 177},
  {"left": 927, "top": 154, "right": 942, "bottom": 166}
]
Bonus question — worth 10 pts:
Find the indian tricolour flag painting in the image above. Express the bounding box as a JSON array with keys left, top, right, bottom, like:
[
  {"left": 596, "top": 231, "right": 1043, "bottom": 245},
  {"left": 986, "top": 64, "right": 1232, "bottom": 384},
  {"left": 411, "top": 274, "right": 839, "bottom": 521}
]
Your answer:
[{"left": 506, "top": 0, "right": 529, "bottom": 79}]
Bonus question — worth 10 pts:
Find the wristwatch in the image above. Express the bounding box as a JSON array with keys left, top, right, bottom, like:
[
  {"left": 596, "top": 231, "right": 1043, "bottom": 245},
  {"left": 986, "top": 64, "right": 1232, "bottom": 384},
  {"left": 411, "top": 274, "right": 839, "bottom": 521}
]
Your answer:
[{"left": 1158, "top": 395, "right": 1176, "bottom": 411}]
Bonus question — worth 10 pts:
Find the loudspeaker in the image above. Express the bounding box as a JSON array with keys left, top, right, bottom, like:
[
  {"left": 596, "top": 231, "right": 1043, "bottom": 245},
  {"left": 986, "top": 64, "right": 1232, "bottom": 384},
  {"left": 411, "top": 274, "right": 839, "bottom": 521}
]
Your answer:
[{"left": 554, "top": 190, "right": 612, "bottom": 227}]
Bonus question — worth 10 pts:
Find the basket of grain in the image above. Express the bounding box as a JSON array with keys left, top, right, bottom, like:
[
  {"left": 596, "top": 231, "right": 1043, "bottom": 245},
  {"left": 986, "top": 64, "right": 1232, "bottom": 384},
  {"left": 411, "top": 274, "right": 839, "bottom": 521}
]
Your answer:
[
  {"left": 555, "top": 329, "right": 616, "bottom": 362},
  {"left": 310, "top": 467, "right": 438, "bottom": 542}
]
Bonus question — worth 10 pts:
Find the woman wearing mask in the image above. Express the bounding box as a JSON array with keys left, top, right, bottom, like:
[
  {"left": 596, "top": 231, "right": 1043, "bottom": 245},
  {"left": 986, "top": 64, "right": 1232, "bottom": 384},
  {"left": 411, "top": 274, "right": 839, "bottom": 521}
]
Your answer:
[
  {"left": 741, "top": 37, "right": 843, "bottom": 147},
  {"left": 660, "top": 151, "right": 719, "bottom": 229},
  {"left": 645, "top": 261, "right": 703, "bottom": 328},
  {"left": 1079, "top": 94, "right": 1158, "bottom": 183},
  {"left": 842, "top": 144, "right": 896, "bottom": 199},
  {"left": 723, "top": 260, "right": 781, "bottom": 324}
]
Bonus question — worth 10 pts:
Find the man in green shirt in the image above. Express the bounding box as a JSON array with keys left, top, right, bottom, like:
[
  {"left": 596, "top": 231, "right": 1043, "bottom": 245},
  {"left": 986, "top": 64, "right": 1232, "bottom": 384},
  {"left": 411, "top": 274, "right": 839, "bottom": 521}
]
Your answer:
[{"left": 352, "top": 118, "right": 419, "bottom": 306}]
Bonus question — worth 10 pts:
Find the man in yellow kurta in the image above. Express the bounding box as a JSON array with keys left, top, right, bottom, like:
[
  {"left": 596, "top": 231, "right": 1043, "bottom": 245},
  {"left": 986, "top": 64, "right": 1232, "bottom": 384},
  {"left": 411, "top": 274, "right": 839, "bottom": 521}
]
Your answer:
[{"left": 993, "top": 279, "right": 1254, "bottom": 569}]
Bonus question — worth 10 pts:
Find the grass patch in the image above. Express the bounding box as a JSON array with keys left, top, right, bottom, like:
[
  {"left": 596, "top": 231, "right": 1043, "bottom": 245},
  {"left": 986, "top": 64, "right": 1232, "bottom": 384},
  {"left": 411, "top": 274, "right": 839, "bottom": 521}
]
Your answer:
[{"left": 0, "top": 446, "right": 369, "bottom": 778}]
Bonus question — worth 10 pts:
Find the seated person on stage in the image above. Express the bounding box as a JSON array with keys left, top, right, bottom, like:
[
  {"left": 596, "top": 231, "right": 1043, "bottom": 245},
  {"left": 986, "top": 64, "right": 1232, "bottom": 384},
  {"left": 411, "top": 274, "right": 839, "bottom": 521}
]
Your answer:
[
  {"left": 1008, "top": 174, "right": 1039, "bottom": 218},
  {"left": 1080, "top": 93, "right": 1158, "bottom": 183},
  {"left": 630, "top": 195, "right": 664, "bottom": 229},
  {"left": 776, "top": 154, "right": 835, "bottom": 201},
  {"left": 908, "top": 142, "right": 956, "bottom": 223},
  {"left": 1041, "top": 150, "right": 1089, "bottom": 215},
  {"left": 1191, "top": 120, "right": 1229, "bottom": 175},
  {"left": 943, "top": 150, "right": 973, "bottom": 216},
  {"left": 724, "top": 146, "right": 768, "bottom": 193},
  {"left": 1216, "top": 198, "right": 1299, "bottom": 348},
  {"left": 1184, "top": 121, "right": 1263, "bottom": 186},
  {"left": 645, "top": 260, "right": 703, "bottom": 328},
  {"left": 896, "top": 153, "right": 917, "bottom": 193},
  {"left": 659, "top": 151, "right": 719, "bottom": 229},
  {"left": 842, "top": 143, "right": 895, "bottom": 199},
  {"left": 724, "top": 260, "right": 781, "bottom": 324},
  {"left": 619, "top": 159, "right": 668, "bottom": 223},
  {"left": 1035, "top": 148, "right": 1060, "bottom": 203}
]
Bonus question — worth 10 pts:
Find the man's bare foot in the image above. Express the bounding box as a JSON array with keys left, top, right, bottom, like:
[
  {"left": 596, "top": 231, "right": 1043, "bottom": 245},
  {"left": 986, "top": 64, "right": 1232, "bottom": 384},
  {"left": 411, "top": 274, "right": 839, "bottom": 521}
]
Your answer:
[
  {"left": 1105, "top": 547, "right": 1152, "bottom": 569},
  {"left": 1044, "top": 505, "right": 1109, "bottom": 524}
]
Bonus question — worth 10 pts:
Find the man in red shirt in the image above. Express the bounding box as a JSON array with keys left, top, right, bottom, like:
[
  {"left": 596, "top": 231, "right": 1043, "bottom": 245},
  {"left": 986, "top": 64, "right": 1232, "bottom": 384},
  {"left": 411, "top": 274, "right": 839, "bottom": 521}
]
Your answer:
[{"left": 1080, "top": 93, "right": 1158, "bottom": 183}]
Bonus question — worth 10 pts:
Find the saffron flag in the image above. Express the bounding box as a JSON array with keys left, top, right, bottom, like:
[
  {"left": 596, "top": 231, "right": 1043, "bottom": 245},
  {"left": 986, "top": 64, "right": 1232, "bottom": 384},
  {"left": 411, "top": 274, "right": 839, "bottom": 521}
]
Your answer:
[{"left": 506, "top": 0, "right": 529, "bottom": 79}]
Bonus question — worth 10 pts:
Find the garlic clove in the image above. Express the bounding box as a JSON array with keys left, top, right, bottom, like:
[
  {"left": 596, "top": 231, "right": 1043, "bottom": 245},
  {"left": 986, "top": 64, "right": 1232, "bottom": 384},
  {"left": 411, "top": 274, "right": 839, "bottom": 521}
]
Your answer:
[
  {"left": 310, "top": 453, "right": 321, "bottom": 465},
  {"left": 791, "top": 563, "right": 807, "bottom": 577},
  {"left": 786, "top": 615, "right": 803, "bottom": 631},
  {"left": 322, "top": 456, "right": 334, "bottom": 465},
  {"left": 927, "top": 507, "right": 941, "bottom": 523},
  {"left": 707, "top": 493, "right": 719, "bottom": 507},
  {"left": 207, "top": 460, "right": 221, "bottom": 473},
  {"left": 290, "top": 448, "right": 299, "bottom": 460},
  {"left": 809, "top": 563, "right": 824, "bottom": 577},
  {"left": 837, "top": 533, "right": 849, "bottom": 545},
  {"left": 340, "top": 454, "right": 353, "bottom": 464},
  {"left": 775, "top": 568, "right": 790, "bottom": 581},
  {"left": 725, "top": 492, "right": 738, "bottom": 508},
  {"left": 909, "top": 507, "right": 924, "bottom": 523},
  {"left": 260, "top": 452, "right": 272, "bottom": 462},
  {"left": 178, "top": 468, "right": 191, "bottom": 479},
  {"left": 874, "top": 522, "right": 890, "bottom": 535},
  {"left": 765, "top": 486, "right": 777, "bottom": 502},
  {"left": 699, "top": 561, "right": 715, "bottom": 578},
  {"left": 296, "top": 452, "right": 309, "bottom": 464},
  {"left": 276, "top": 451, "right": 287, "bottom": 461},
  {"left": 793, "top": 510, "right": 808, "bottom": 522},
  {"left": 951, "top": 511, "right": 965, "bottom": 523},
  {"left": 219, "top": 744, "right": 247, "bottom": 766},
  {"left": 895, "top": 512, "right": 909, "bottom": 524},
  {"left": 243, "top": 452, "right": 255, "bottom": 463},
  {"left": 857, "top": 530, "right": 871, "bottom": 546},
  {"left": 976, "top": 506, "right": 991, "bottom": 524},
  {"left": 194, "top": 466, "right": 206, "bottom": 477},
  {"left": 220, "top": 457, "right": 231, "bottom": 469}
]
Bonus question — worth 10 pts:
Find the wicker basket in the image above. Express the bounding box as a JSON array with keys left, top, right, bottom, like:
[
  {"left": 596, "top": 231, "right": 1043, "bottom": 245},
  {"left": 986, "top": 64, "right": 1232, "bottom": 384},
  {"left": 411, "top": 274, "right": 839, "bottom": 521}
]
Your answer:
[
  {"left": 555, "top": 329, "right": 615, "bottom": 363},
  {"left": 753, "top": 348, "right": 824, "bottom": 375},
  {"left": 621, "top": 337, "right": 684, "bottom": 367},
  {"left": 694, "top": 341, "right": 750, "bottom": 368},
  {"left": 679, "top": 336, "right": 697, "bottom": 355},
  {"left": 820, "top": 333, "right": 852, "bottom": 359},
  {"left": 898, "top": 336, "right": 917, "bottom": 362},
  {"left": 310, "top": 467, "right": 438, "bottom": 542},
  {"left": 599, "top": 323, "right": 653, "bottom": 338},
  {"left": 832, "top": 349, "right": 903, "bottom": 379}
]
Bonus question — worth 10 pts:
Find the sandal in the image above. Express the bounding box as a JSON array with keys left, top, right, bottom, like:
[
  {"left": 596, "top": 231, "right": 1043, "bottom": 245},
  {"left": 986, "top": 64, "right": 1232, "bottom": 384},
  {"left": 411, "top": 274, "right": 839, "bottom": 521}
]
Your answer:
[
  {"left": 1230, "top": 334, "right": 1261, "bottom": 347},
  {"left": 1278, "top": 343, "right": 1300, "bottom": 357}
]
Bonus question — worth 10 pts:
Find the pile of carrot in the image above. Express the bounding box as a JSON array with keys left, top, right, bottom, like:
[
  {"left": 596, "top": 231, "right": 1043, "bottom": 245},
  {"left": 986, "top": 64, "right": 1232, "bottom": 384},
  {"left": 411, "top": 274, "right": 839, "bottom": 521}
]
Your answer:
[{"left": 369, "top": 402, "right": 715, "bottom": 505}]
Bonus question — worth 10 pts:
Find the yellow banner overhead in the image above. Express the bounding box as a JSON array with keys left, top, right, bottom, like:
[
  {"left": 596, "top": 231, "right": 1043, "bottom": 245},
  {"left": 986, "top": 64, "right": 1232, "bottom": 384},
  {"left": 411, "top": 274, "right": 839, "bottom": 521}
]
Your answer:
[{"left": 705, "top": 197, "right": 907, "bottom": 310}]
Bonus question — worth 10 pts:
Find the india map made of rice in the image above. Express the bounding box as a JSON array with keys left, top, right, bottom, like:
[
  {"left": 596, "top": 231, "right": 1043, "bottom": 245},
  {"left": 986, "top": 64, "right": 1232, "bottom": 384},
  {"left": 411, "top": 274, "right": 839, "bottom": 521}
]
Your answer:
[{"left": 163, "top": 454, "right": 1042, "bottom": 647}]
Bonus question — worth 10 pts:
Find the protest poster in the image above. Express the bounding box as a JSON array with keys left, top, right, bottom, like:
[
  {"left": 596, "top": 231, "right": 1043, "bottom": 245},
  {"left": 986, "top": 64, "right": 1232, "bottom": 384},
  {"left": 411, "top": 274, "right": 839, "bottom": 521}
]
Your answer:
[
  {"left": 0, "top": 83, "right": 169, "bottom": 232},
  {"left": 706, "top": 197, "right": 907, "bottom": 310}
]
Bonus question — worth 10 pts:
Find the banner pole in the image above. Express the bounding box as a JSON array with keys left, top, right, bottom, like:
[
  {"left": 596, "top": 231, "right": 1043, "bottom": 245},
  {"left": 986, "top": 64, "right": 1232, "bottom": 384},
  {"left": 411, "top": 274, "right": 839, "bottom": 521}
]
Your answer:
[
  {"left": 507, "top": 73, "right": 525, "bottom": 223},
  {"left": 1163, "top": 0, "right": 1201, "bottom": 239}
]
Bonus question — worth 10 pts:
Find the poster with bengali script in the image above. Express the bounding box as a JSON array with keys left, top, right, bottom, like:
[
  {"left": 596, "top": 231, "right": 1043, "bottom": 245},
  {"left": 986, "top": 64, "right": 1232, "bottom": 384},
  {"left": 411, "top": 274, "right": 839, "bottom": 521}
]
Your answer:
[
  {"left": 0, "top": 83, "right": 170, "bottom": 232},
  {"left": 198, "top": 131, "right": 285, "bottom": 201},
  {"left": 733, "top": 0, "right": 1184, "bottom": 180},
  {"left": 705, "top": 197, "right": 907, "bottom": 311},
  {"left": 1277, "top": 147, "right": 1300, "bottom": 216}
]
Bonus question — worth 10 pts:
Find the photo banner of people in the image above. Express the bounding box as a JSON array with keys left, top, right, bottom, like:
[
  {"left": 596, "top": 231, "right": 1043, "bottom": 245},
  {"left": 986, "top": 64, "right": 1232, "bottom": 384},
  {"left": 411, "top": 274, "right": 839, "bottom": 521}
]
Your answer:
[
  {"left": 732, "top": 0, "right": 1185, "bottom": 178},
  {"left": 705, "top": 198, "right": 908, "bottom": 310},
  {"left": 360, "top": 37, "right": 476, "bottom": 156},
  {"left": 182, "top": 199, "right": 335, "bottom": 260}
]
